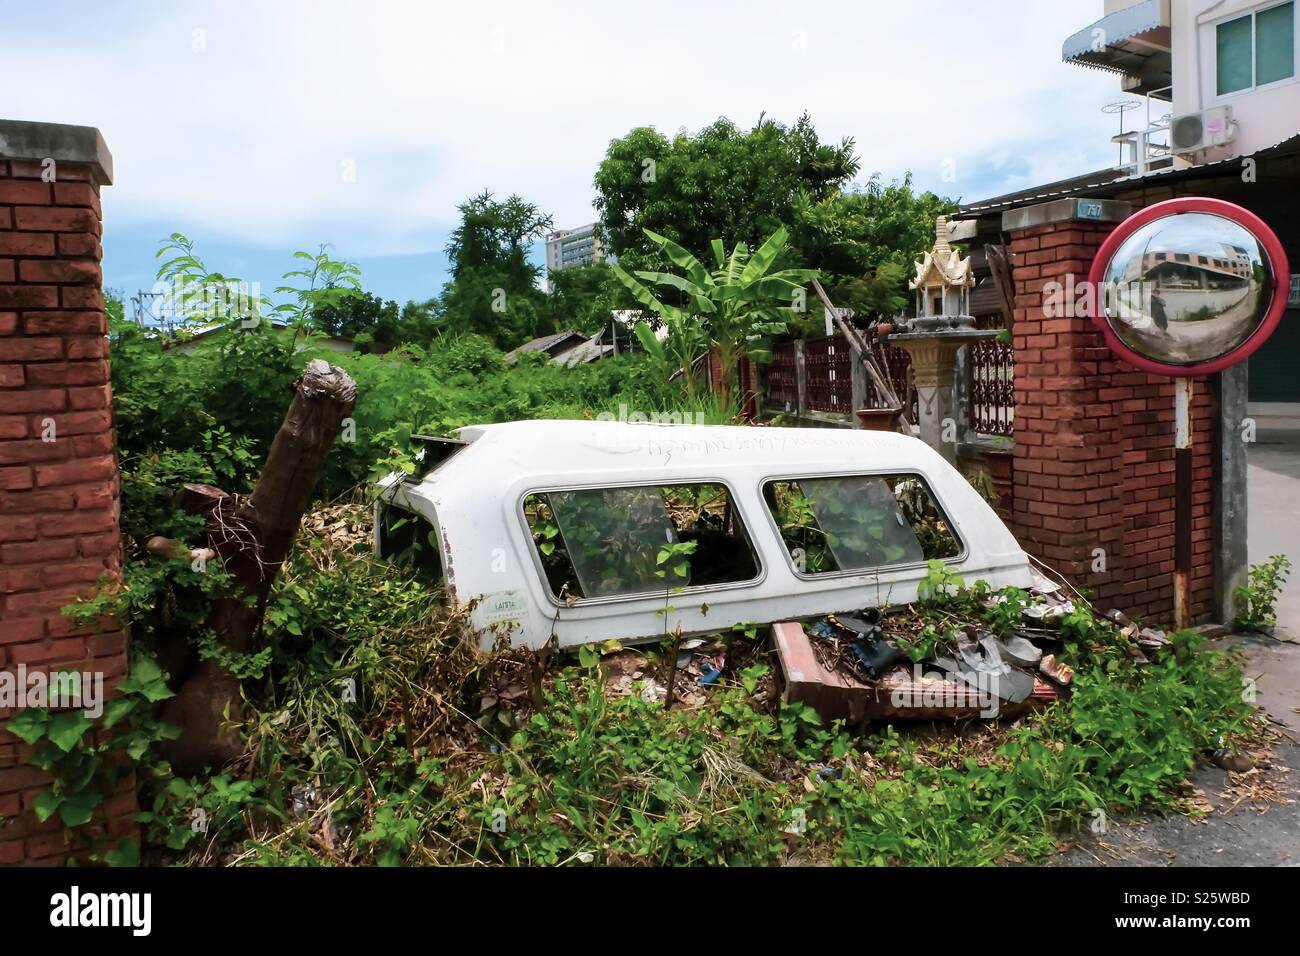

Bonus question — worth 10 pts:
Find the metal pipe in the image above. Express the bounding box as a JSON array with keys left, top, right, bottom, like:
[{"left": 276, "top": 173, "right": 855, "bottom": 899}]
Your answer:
[{"left": 1174, "top": 377, "right": 1193, "bottom": 630}]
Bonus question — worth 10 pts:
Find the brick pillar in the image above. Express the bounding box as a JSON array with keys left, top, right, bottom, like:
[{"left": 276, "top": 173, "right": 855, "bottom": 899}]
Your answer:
[
  {"left": 0, "top": 120, "right": 134, "bottom": 866},
  {"left": 1003, "top": 197, "right": 1218, "bottom": 625}
]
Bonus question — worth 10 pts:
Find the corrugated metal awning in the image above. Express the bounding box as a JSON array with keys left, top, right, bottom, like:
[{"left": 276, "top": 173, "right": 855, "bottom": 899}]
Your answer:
[
  {"left": 1063, "top": 0, "right": 1166, "bottom": 66},
  {"left": 1062, "top": 0, "right": 1171, "bottom": 94}
]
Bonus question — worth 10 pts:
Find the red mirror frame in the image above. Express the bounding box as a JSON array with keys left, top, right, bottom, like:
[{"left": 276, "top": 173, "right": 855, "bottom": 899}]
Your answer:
[{"left": 1086, "top": 196, "right": 1291, "bottom": 378}]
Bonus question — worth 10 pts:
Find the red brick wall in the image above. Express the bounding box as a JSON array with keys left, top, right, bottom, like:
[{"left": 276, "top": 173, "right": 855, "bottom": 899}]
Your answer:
[
  {"left": 1007, "top": 221, "right": 1216, "bottom": 625},
  {"left": 0, "top": 158, "right": 135, "bottom": 865}
]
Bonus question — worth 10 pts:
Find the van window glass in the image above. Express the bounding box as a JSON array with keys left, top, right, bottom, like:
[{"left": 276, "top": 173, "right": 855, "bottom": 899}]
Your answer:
[
  {"left": 523, "top": 483, "right": 759, "bottom": 600},
  {"left": 763, "top": 474, "right": 959, "bottom": 574}
]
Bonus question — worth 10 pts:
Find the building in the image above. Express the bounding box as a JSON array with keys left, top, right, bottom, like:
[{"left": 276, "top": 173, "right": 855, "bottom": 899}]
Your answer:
[
  {"left": 545, "top": 223, "right": 604, "bottom": 273},
  {"left": 944, "top": 0, "right": 1300, "bottom": 626},
  {"left": 1063, "top": 0, "right": 1298, "bottom": 170},
  {"left": 1049, "top": 0, "right": 1300, "bottom": 421}
]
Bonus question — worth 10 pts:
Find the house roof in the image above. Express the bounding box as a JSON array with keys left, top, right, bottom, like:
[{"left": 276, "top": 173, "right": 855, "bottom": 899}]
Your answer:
[
  {"left": 553, "top": 338, "right": 615, "bottom": 367},
  {"left": 957, "top": 134, "right": 1300, "bottom": 220},
  {"left": 158, "top": 318, "right": 378, "bottom": 352},
  {"left": 505, "top": 329, "right": 591, "bottom": 363},
  {"left": 910, "top": 217, "right": 975, "bottom": 290},
  {"left": 957, "top": 167, "right": 1129, "bottom": 217}
]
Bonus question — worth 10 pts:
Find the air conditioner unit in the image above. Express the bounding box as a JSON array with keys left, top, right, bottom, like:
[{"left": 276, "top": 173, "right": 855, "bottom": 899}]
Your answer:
[{"left": 1168, "top": 106, "right": 1235, "bottom": 154}]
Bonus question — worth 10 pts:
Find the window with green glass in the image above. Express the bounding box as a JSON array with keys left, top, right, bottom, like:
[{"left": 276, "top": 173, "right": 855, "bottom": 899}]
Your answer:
[
  {"left": 1217, "top": 3, "right": 1294, "bottom": 95},
  {"left": 1218, "top": 14, "right": 1255, "bottom": 94},
  {"left": 522, "top": 483, "right": 760, "bottom": 601},
  {"left": 1257, "top": 2, "right": 1296, "bottom": 85}
]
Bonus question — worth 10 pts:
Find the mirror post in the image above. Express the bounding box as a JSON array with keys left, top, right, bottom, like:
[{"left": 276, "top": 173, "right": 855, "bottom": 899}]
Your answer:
[{"left": 1174, "top": 377, "right": 1193, "bottom": 631}]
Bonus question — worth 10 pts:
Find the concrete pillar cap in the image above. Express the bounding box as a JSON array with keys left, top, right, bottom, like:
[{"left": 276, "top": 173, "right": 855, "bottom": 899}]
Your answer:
[
  {"left": 0, "top": 119, "right": 113, "bottom": 185},
  {"left": 1001, "top": 197, "right": 1130, "bottom": 233}
]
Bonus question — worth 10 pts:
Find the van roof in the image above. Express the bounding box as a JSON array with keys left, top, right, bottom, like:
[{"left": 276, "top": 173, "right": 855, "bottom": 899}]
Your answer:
[
  {"left": 426, "top": 418, "right": 943, "bottom": 489},
  {"left": 379, "top": 419, "right": 1034, "bottom": 648}
]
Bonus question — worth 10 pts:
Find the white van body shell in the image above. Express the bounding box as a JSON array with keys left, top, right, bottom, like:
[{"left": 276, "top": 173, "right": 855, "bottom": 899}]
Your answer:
[{"left": 375, "top": 420, "right": 1036, "bottom": 649}]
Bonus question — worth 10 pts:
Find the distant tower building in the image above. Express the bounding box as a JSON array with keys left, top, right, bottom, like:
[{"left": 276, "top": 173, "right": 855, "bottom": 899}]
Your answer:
[{"left": 546, "top": 223, "right": 604, "bottom": 273}]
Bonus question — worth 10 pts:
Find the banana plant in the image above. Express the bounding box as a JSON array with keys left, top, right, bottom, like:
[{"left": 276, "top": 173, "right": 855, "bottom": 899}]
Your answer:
[{"left": 611, "top": 226, "right": 816, "bottom": 405}]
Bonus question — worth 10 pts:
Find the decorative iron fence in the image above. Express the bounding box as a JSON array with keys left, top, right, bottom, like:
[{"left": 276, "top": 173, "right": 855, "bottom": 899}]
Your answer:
[
  {"left": 763, "top": 336, "right": 918, "bottom": 422},
  {"left": 766, "top": 341, "right": 800, "bottom": 411},
  {"left": 803, "top": 334, "right": 854, "bottom": 414},
  {"left": 763, "top": 334, "right": 1008, "bottom": 438},
  {"left": 967, "top": 339, "right": 1014, "bottom": 437}
]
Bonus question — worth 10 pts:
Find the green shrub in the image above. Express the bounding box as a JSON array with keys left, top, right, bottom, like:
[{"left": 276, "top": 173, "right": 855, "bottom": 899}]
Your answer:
[{"left": 1232, "top": 554, "right": 1292, "bottom": 633}]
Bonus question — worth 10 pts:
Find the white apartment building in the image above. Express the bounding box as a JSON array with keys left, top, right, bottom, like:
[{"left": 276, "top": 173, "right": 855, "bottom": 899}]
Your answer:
[{"left": 545, "top": 223, "right": 605, "bottom": 273}]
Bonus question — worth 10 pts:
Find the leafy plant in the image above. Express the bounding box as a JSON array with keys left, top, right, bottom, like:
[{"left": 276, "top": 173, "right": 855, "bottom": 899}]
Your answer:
[
  {"left": 611, "top": 226, "right": 816, "bottom": 404},
  {"left": 273, "top": 243, "right": 363, "bottom": 335},
  {"left": 3, "top": 656, "right": 178, "bottom": 853},
  {"left": 135, "top": 773, "right": 267, "bottom": 858},
  {"left": 916, "top": 559, "right": 965, "bottom": 605},
  {"left": 1232, "top": 554, "right": 1291, "bottom": 633},
  {"left": 655, "top": 539, "right": 697, "bottom": 582}
]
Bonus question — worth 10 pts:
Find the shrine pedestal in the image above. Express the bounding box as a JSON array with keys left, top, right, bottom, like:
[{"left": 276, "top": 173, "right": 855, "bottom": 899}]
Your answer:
[{"left": 889, "top": 316, "right": 996, "bottom": 465}]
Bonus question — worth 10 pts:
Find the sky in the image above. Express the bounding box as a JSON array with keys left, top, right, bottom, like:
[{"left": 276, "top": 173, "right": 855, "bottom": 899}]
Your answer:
[{"left": 0, "top": 0, "right": 1125, "bottom": 308}]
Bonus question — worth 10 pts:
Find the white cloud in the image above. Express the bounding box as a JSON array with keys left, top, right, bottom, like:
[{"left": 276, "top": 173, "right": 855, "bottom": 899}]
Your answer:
[{"left": 1, "top": 0, "right": 1126, "bottom": 256}]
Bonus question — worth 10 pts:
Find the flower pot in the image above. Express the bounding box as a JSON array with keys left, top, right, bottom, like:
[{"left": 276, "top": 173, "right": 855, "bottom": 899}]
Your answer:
[{"left": 855, "top": 407, "right": 903, "bottom": 431}]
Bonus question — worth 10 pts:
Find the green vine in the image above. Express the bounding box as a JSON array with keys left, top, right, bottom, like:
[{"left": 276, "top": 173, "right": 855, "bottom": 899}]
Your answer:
[{"left": 3, "top": 655, "right": 179, "bottom": 865}]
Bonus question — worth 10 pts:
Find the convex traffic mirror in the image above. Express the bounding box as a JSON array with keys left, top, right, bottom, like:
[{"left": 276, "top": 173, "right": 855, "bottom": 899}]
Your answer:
[{"left": 1088, "top": 197, "right": 1289, "bottom": 377}]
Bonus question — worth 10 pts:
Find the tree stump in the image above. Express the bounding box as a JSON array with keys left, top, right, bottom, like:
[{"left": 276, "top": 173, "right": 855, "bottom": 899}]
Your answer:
[{"left": 163, "top": 360, "right": 357, "bottom": 774}]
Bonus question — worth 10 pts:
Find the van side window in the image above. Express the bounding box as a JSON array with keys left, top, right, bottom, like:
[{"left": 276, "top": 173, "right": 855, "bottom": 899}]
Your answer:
[
  {"left": 523, "top": 483, "right": 760, "bottom": 601},
  {"left": 763, "top": 474, "right": 960, "bottom": 575},
  {"left": 377, "top": 504, "right": 444, "bottom": 583}
]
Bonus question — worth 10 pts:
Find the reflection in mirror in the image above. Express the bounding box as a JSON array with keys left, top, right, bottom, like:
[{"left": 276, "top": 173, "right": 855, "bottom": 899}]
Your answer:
[{"left": 1098, "top": 212, "right": 1273, "bottom": 365}]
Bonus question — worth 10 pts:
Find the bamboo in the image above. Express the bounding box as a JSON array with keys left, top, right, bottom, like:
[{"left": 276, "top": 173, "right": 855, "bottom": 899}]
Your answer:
[{"left": 810, "top": 278, "right": 910, "bottom": 428}]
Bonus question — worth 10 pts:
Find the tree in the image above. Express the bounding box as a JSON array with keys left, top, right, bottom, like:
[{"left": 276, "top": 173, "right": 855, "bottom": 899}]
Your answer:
[
  {"left": 439, "top": 190, "right": 555, "bottom": 348},
  {"left": 439, "top": 269, "right": 551, "bottom": 349},
  {"left": 273, "top": 244, "right": 363, "bottom": 330},
  {"left": 314, "top": 291, "right": 399, "bottom": 338},
  {"left": 163, "top": 360, "right": 357, "bottom": 773},
  {"left": 105, "top": 288, "right": 126, "bottom": 324},
  {"left": 390, "top": 299, "right": 441, "bottom": 347},
  {"left": 313, "top": 292, "right": 442, "bottom": 348},
  {"left": 546, "top": 262, "right": 626, "bottom": 336},
  {"left": 611, "top": 226, "right": 815, "bottom": 405},
  {"left": 791, "top": 173, "right": 955, "bottom": 320},
  {"left": 594, "top": 114, "right": 858, "bottom": 275},
  {"left": 446, "top": 190, "right": 553, "bottom": 282},
  {"left": 823, "top": 261, "right": 910, "bottom": 325}
]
